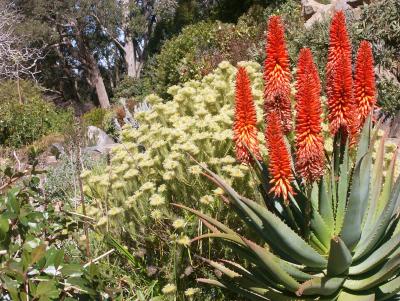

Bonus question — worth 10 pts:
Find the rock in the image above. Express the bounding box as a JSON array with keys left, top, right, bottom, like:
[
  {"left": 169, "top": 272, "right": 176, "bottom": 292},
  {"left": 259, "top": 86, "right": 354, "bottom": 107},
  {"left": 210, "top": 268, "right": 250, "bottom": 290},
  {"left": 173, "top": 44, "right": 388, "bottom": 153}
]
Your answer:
[
  {"left": 304, "top": 3, "right": 333, "bottom": 28},
  {"left": 346, "top": 0, "right": 371, "bottom": 8},
  {"left": 301, "top": 0, "right": 328, "bottom": 20},
  {"left": 43, "top": 155, "right": 58, "bottom": 166},
  {"left": 49, "top": 143, "right": 65, "bottom": 159},
  {"left": 83, "top": 143, "right": 119, "bottom": 155},
  {"left": 86, "top": 126, "right": 115, "bottom": 147}
]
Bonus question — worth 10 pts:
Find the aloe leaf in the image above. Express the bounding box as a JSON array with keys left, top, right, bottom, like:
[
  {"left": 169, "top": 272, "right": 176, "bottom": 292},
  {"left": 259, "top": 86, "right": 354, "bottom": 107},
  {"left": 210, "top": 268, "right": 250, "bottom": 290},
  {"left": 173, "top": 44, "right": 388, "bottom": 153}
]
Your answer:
[
  {"left": 354, "top": 173, "right": 400, "bottom": 260},
  {"left": 350, "top": 232, "right": 400, "bottom": 275},
  {"left": 172, "top": 203, "right": 236, "bottom": 234},
  {"left": 327, "top": 237, "right": 352, "bottom": 276},
  {"left": 361, "top": 134, "right": 386, "bottom": 240},
  {"left": 242, "top": 238, "right": 300, "bottom": 292},
  {"left": 198, "top": 256, "right": 242, "bottom": 278},
  {"left": 279, "top": 261, "right": 314, "bottom": 282},
  {"left": 310, "top": 232, "right": 328, "bottom": 254},
  {"left": 191, "top": 232, "right": 244, "bottom": 246},
  {"left": 337, "top": 291, "right": 375, "bottom": 301},
  {"left": 340, "top": 151, "right": 372, "bottom": 250},
  {"left": 197, "top": 278, "right": 318, "bottom": 301},
  {"left": 296, "top": 276, "right": 345, "bottom": 296},
  {"left": 344, "top": 253, "right": 400, "bottom": 291},
  {"left": 197, "top": 278, "right": 227, "bottom": 288},
  {"left": 335, "top": 142, "right": 349, "bottom": 234},
  {"left": 199, "top": 163, "right": 327, "bottom": 268},
  {"left": 200, "top": 166, "right": 301, "bottom": 262},
  {"left": 376, "top": 275, "right": 400, "bottom": 301},
  {"left": 311, "top": 183, "right": 319, "bottom": 211},
  {"left": 319, "top": 177, "right": 334, "bottom": 233},
  {"left": 197, "top": 278, "right": 271, "bottom": 301},
  {"left": 311, "top": 206, "right": 331, "bottom": 249},
  {"left": 376, "top": 148, "right": 398, "bottom": 216},
  {"left": 239, "top": 196, "right": 327, "bottom": 268},
  {"left": 355, "top": 116, "right": 371, "bottom": 165}
]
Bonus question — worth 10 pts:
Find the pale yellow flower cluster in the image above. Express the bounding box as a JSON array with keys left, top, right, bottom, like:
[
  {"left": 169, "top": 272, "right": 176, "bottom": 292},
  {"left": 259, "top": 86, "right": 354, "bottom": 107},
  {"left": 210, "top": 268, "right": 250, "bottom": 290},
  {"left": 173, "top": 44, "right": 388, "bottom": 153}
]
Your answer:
[{"left": 83, "top": 61, "right": 265, "bottom": 226}]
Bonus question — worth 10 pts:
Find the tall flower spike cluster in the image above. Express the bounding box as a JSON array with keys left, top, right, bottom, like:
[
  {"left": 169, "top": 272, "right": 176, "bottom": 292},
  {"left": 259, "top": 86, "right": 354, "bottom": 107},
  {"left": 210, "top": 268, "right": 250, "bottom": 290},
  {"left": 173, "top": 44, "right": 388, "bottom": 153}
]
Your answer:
[
  {"left": 295, "top": 48, "right": 325, "bottom": 183},
  {"left": 326, "top": 11, "right": 356, "bottom": 137},
  {"left": 233, "top": 67, "right": 261, "bottom": 163},
  {"left": 354, "top": 40, "right": 376, "bottom": 129},
  {"left": 263, "top": 16, "right": 292, "bottom": 133},
  {"left": 265, "top": 112, "right": 294, "bottom": 203}
]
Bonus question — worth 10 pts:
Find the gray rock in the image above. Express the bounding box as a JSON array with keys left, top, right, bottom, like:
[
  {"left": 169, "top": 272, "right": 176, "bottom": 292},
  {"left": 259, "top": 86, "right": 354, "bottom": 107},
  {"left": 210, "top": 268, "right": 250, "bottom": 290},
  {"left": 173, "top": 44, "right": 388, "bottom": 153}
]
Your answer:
[
  {"left": 86, "top": 126, "right": 115, "bottom": 147},
  {"left": 49, "top": 143, "right": 65, "bottom": 159},
  {"left": 83, "top": 143, "right": 119, "bottom": 155},
  {"left": 301, "top": 0, "right": 327, "bottom": 20}
]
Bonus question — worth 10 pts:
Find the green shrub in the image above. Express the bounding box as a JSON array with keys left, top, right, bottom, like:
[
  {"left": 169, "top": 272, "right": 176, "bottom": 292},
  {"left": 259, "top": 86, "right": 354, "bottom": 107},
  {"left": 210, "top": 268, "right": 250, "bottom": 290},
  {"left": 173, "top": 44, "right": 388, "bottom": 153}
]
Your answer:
[
  {"left": 112, "top": 76, "right": 153, "bottom": 101},
  {"left": 0, "top": 162, "right": 104, "bottom": 299},
  {"left": 154, "top": 21, "right": 222, "bottom": 95},
  {"left": 0, "top": 81, "right": 74, "bottom": 148},
  {"left": 82, "top": 107, "right": 110, "bottom": 129}
]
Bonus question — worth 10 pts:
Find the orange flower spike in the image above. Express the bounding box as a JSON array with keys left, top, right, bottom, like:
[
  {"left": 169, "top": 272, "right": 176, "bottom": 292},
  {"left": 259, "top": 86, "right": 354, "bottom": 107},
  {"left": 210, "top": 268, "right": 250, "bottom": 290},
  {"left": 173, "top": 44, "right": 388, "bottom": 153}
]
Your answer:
[
  {"left": 265, "top": 112, "right": 294, "bottom": 204},
  {"left": 354, "top": 40, "right": 376, "bottom": 128},
  {"left": 264, "top": 16, "right": 292, "bottom": 133},
  {"left": 326, "top": 11, "right": 352, "bottom": 98},
  {"left": 233, "top": 67, "right": 261, "bottom": 164},
  {"left": 326, "top": 10, "right": 355, "bottom": 136},
  {"left": 295, "top": 48, "right": 325, "bottom": 183}
]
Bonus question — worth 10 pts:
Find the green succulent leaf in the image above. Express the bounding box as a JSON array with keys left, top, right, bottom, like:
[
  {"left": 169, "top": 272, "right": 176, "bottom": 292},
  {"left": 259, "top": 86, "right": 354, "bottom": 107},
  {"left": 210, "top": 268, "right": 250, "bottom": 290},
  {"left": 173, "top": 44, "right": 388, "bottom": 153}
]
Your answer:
[
  {"left": 337, "top": 291, "right": 375, "bottom": 301},
  {"left": 172, "top": 203, "right": 236, "bottom": 235},
  {"left": 310, "top": 206, "right": 331, "bottom": 250},
  {"left": 350, "top": 232, "right": 400, "bottom": 275},
  {"left": 355, "top": 117, "right": 371, "bottom": 165},
  {"left": 376, "top": 275, "right": 400, "bottom": 300},
  {"left": 318, "top": 177, "right": 334, "bottom": 233},
  {"left": 242, "top": 238, "right": 300, "bottom": 293},
  {"left": 344, "top": 253, "right": 400, "bottom": 291},
  {"left": 354, "top": 168, "right": 400, "bottom": 260},
  {"left": 239, "top": 196, "right": 327, "bottom": 268},
  {"left": 361, "top": 134, "right": 386, "bottom": 241},
  {"left": 340, "top": 150, "right": 372, "bottom": 250},
  {"left": 335, "top": 142, "right": 350, "bottom": 235},
  {"left": 327, "top": 237, "right": 352, "bottom": 276},
  {"left": 296, "top": 276, "right": 345, "bottom": 297}
]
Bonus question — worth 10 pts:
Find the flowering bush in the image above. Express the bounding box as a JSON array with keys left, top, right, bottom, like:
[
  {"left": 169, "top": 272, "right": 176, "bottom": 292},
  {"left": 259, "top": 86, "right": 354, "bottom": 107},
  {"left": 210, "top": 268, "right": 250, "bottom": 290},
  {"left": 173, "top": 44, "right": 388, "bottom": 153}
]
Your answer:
[{"left": 82, "top": 59, "right": 267, "bottom": 298}]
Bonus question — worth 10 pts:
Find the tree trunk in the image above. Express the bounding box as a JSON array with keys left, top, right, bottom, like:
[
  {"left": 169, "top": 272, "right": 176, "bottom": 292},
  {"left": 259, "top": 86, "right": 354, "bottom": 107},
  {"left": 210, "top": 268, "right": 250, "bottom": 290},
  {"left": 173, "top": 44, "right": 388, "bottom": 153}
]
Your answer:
[
  {"left": 90, "top": 62, "right": 110, "bottom": 108},
  {"left": 124, "top": 37, "right": 138, "bottom": 78}
]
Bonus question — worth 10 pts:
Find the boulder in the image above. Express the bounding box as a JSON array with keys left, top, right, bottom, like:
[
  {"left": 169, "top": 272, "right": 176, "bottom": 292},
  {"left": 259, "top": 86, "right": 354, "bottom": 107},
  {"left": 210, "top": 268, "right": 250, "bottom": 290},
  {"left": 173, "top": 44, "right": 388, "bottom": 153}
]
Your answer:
[
  {"left": 86, "top": 126, "right": 115, "bottom": 147},
  {"left": 301, "top": 0, "right": 327, "bottom": 20},
  {"left": 49, "top": 143, "right": 65, "bottom": 159}
]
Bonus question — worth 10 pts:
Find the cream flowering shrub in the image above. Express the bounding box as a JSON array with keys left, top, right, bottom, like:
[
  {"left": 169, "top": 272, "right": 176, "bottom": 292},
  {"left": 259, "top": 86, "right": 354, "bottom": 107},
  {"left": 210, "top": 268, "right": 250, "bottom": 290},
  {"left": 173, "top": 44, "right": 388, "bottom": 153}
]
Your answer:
[
  {"left": 82, "top": 61, "right": 265, "bottom": 297},
  {"left": 84, "top": 61, "right": 266, "bottom": 215}
]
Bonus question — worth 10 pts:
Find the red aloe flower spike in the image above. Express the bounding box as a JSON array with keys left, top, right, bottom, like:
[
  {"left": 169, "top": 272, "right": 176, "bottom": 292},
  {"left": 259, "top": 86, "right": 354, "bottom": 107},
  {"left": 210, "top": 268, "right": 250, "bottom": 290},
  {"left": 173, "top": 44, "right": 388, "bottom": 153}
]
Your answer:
[
  {"left": 264, "top": 15, "right": 292, "bottom": 134},
  {"left": 326, "top": 10, "right": 356, "bottom": 136},
  {"left": 354, "top": 40, "right": 376, "bottom": 129},
  {"left": 265, "top": 112, "right": 294, "bottom": 204},
  {"left": 233, "top": 67, "right": 261, "bottom": 164},
  {"left": 295, "top": 48, "right": 325, "bottom": 184}
]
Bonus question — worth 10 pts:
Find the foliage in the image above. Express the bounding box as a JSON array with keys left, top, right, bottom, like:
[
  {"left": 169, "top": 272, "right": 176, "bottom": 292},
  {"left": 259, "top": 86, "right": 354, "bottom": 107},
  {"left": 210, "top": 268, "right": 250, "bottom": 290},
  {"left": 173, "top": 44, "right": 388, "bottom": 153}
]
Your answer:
[
  {"left": 0, "top": 80, "right": 74, "bottom": 148},
  {"left": 377, "top": 79, "right": 400, "bottom": 117},
  {"left": 82, "top": 108, "right": 111, "bottom": 130},
  {"left": 83, "top": 60, "right": 265, "bottom": 299},
  {"left": 150, "top": 16, "right": 269, "bottom": 98},
  {"left": 112, "top": 75, "right": 153, "bottom": 102},
  {"left": 45, "top": 153, "right": 107, "bottom": 203},
  {"left": 0, "top": 162, "right": 104, "bottom": 299}
]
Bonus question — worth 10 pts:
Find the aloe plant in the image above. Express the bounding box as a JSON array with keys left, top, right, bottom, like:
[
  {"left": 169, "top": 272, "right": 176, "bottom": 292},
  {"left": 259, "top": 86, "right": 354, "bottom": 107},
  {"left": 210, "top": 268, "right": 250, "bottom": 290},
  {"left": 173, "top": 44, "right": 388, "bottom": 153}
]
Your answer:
[{"left": 177, "top": 118, "right": 400, "bottom": 300}]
